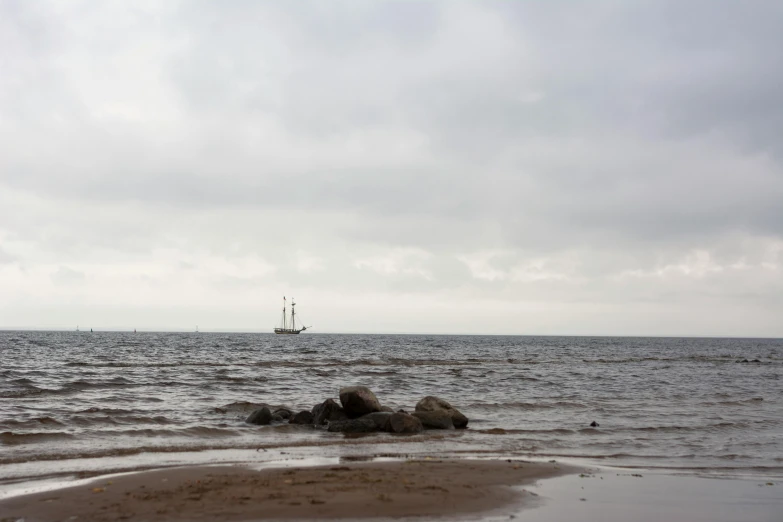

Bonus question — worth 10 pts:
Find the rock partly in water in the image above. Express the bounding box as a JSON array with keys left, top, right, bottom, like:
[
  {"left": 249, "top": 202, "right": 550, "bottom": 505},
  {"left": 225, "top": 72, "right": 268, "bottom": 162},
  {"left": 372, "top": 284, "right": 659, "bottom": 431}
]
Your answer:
[
  {"left": 246, "top": 406, "right": 273, "bottom": 425},
  {"left": 415, "top": 396, "right": 469, "bottom": 428},
  {"left": 412, "top": 410, "right": 455, "bottom": 430},
  {"left": 273, "top": 408, "right": 292, "bottom": 420},
  {"left": 312, "top": 398, "right": 349, "bottom": 425},
  {"left": 289, "top": 410, "right": 314, "bottom": 425},
  {"left": 389, "top": 412, "right": 424, "bottom": 434},
  {"left": 339, "top": 386, "right": 383, "bottom": 418},
  {"left": 362, "top": 411, "right": 393, "bottom": 431},
  {"left": 326, "top": 416, "right": 381, "bottom": 433},
  {"left": 590, "top": 421, "right": 600, "bottom": 427},
  {"left": 380, "top": 405, "right": 394, "bottom": 413}
]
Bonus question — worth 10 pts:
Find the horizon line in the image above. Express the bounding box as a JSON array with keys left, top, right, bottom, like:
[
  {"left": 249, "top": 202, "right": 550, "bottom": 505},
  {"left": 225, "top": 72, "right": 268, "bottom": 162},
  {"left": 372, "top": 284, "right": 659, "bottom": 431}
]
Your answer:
[{"left": 0, "top": 327, "right": 781, "bottom": 340}]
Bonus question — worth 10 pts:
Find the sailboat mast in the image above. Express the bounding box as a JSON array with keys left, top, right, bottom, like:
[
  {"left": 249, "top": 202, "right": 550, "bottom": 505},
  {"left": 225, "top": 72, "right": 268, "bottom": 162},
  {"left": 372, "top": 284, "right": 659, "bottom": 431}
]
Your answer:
[
  {"left": 291, "top": 299, "right": 296, "bottom": 330},
  {"left": 282, "top": 297, "right": 287, "bottom": 330}
]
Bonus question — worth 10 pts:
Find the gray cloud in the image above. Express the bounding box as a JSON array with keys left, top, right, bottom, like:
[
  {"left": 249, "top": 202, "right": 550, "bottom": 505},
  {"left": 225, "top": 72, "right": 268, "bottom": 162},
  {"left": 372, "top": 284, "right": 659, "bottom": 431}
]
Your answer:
[{"left": 0, "top": 0, "right": 781, "bottom": 335}]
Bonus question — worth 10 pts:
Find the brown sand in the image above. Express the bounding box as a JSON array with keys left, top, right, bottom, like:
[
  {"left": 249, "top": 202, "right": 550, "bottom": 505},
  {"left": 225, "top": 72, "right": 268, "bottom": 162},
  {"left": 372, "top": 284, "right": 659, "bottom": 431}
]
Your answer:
[{"left": 0, "top": 459, "right": 571, "bottom": 521}]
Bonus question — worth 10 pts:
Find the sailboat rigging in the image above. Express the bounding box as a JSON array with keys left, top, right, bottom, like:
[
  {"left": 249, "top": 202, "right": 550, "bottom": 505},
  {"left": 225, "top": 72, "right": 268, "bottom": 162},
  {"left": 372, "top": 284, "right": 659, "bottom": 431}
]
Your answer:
[{"left": 274, "top": 296, "right": 309, "bottom": 334}]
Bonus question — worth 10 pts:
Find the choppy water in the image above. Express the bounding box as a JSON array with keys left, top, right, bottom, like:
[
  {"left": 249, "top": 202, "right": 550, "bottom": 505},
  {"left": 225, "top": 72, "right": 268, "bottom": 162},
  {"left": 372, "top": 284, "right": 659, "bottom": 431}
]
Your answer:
[{"left": 1, "top": 332, "right": 782, "bottom": 483}]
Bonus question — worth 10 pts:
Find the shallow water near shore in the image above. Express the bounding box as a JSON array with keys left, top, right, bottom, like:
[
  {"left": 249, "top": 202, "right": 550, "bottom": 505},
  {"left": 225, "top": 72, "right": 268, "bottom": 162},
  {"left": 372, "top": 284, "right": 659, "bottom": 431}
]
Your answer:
[
  {"left": 2, "top": 331, "right": 782, "bottom": 487},
  {"left": 522, "top": 468, "right": 782, "bottom": 522}
]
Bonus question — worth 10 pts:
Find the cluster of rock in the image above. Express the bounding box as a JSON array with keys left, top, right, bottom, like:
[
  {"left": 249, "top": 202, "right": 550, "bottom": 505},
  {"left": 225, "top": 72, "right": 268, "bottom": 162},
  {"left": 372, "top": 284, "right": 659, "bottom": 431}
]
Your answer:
[{"left": 243, "top": 386, "right": 468, "bottom": 434}]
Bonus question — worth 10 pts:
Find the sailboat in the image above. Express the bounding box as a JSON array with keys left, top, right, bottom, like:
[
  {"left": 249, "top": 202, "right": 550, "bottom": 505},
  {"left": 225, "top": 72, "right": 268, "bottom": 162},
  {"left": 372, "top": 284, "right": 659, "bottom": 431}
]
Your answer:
[{"left": 274, "top": 297, "right": 309, "bottom": 334}]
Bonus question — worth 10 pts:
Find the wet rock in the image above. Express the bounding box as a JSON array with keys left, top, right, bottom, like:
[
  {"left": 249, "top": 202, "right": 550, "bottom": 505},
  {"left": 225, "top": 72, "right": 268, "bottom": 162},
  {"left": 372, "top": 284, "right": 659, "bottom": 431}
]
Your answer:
[
  {"left": 339, "top": 386, "right": 382, "bottom": 418},
  {"left": 363, "top": 412, "right": 393, "bottom": 431},
  {"left": 590, "top": 421, "right": 599, "bottom": 427},
  {"left": 312, "top": 398, "right": 349, "bottom": 425},
  {"left": 246, "top": 406, "right": 272, "bottom": 425},
  {"left": 389, "top": 412, "right": 424, "bottom": 434},
  {"left": 380, "top": 405, "right": 394, "bottom": 413},
  {"left": 415, "top": 396, "right": 469, "bottom": 428},
  {"left": 327, "top": 417, "right": 381, "bottom": 433},
  {"left": 273, "top": 408, "right": 292, "bottom": 420},
  {"left": 289, "top": 410, "right": 314, "bottom": 425},
  {"left": 412, "top": 410, "right": 455, "bottom": 430}
]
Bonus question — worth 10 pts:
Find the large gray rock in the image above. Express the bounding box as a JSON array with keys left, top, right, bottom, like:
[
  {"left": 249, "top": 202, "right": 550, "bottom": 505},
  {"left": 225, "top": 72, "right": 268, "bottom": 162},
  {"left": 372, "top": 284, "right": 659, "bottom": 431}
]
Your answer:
[
  {"left": 363, "top": 411, "right": 393, "bottom": 431},
  {"left": 312, "top": 398, "right": 349, "bottom": 425},
  {"left": 412, "top": 410, "right": 455, "bottom": 430},
  {"left": 415, "top": 396, "right": 468, "bottom": 428},
  {"left": 289, "top": 410, "right": 314, "bottom": 425},
  {"left": 339, "top": 386, "right": 382, "bottom": 418},
  {"left": 246, "top": 406, "right": 272, "bottom": 425},
  {"left": 389, "top": 412, "right": 424, "bottom": 434},
  {"left": 327, "top": 417, "right": 381, "bottom": 433}
]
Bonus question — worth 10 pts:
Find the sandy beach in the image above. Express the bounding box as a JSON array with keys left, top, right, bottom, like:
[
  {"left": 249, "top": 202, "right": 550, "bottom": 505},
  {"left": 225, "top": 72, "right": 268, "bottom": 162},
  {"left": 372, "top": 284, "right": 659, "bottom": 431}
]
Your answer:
[{"left": 0, "top": 459, "right": 570, "bottom": 521}]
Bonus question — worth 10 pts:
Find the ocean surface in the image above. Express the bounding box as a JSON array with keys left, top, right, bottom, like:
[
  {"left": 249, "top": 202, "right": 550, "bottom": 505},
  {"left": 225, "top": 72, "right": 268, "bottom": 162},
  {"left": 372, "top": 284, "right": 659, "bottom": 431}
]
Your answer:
[{"left": 2, "top": 331, "right": 782, "bottom": 486}]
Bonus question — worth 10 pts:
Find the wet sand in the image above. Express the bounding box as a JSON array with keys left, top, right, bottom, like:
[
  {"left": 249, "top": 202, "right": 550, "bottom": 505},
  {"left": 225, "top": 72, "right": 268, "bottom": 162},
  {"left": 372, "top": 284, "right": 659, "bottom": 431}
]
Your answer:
[{"left": 0, "top": 459, "right": 570, "bottom": 521}]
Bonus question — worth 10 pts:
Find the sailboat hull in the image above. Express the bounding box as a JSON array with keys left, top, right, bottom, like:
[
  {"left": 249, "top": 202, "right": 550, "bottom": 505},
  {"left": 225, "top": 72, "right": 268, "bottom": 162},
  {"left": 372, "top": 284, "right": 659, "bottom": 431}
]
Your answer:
[{"left": 274, "top": 328, "right": 303, "bottom": 335}]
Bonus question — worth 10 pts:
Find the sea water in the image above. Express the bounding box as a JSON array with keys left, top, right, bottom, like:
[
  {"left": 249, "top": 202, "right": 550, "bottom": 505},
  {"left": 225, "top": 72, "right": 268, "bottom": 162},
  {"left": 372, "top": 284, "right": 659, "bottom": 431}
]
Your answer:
[{"left": 2, "top": 332, "right": 781, "bottom": 486}]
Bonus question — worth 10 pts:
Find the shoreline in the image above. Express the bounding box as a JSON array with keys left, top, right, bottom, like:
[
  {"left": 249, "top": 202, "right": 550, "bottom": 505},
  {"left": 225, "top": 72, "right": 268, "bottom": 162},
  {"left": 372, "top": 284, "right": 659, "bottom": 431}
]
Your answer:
[
  {"left": 2, "top": 456, "right": 782, "bottom": 522},
  {"left": 0, "top": 458, "right": 571, "bottom": 521}
]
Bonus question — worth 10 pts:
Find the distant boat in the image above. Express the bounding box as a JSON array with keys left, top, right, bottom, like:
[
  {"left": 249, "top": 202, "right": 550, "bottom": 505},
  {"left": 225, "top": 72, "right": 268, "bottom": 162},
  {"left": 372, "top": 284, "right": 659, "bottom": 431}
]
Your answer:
[{"left": 274, "top": 297, "right": 309, "bottom": 335}]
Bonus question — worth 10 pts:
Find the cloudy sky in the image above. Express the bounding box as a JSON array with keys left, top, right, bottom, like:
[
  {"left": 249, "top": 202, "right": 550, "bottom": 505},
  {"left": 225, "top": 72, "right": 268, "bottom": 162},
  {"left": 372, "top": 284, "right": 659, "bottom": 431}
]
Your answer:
[{"left": 1, "top": 1, "right": 782, "bottom": 336}]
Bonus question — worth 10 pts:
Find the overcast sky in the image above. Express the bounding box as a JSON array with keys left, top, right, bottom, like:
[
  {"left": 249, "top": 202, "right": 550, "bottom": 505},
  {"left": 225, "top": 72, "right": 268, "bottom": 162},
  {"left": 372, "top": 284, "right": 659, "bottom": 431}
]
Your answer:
[{"left": 1, "top": 0, "right": 782, "bottom": 336}]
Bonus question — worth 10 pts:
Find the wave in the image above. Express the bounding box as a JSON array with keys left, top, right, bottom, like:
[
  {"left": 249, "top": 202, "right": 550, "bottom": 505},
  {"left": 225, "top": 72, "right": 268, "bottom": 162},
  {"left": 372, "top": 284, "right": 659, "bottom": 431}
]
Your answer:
[
  {"left": 0, "top": 417, "right": 65, "bottom": 429},
  {"left": 0, "top": 431, "right": 451, "bottom": 466},
  {"left": 697, "top": 397, "right": 765, "bottom": 406},
  {"left": 79, "top": 407, "right": 136, "bottom": 414},
  {"left": 466, "top": 401, "right": 588, "bottom": 410},
  {"left": 578, "top": 355, "right": 774, "bottom": 365},
  {"left": 0, "top": 385, "right": 58, "bottom": 399},
  {"left": 68, "top": 415, "right": 176, "bottom": 427},
  {"left": 68, "top": 377, "right": 135, "bottom": 388},
  {"left": 61, "top": 357, "right": 556, "bottom": 371},
  {"left": 311, "top": 369, "right": 336, "bottom": 377},
  {"left": 77, "top": 426, "right": 242, "bottom": 438},
  {"left": 0, "top": 431, "right": 76, "bottom": 445},
  {"left": 65, "top": 361, "right": 233, "bottom": 368},
  {"left": 619, "top": 422, "right": 750, "bottom": 433},
  {"left": 214, "top": 375, "right": 269, "bottom": 384},
  {"left": 577, "top": 420, "right": 780, "bottom": 435},
  {"left": 475, "top": 428, "right": 577, "bottom": 435}
]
